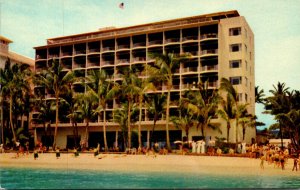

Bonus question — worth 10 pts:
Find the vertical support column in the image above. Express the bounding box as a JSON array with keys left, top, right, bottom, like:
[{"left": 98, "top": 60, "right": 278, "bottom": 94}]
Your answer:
[
  {"left": 115, "top": 130, "right": 118, "bottom": 148},
  {"left": 147, "top": 130, "right": 150, "bottom": 149}
]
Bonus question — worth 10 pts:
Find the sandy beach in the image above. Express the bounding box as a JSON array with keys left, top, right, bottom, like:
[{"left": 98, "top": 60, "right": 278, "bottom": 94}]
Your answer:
[{"left": 1, "top": 152, "right": 299, "bottom": 177}]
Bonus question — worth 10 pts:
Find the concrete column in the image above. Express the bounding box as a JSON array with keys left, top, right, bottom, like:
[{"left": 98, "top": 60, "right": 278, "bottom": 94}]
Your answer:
[
  {"left": 115, "top": 130, "right": 118, "bottom": 147},
  {"left": 147, "top": 130, "right": 150, "bottom": 149}
]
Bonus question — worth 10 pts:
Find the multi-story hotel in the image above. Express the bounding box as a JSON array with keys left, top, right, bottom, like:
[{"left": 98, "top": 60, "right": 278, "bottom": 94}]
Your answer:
[{"left": 33, "top": 10, "right": 255, "bottom": 150}]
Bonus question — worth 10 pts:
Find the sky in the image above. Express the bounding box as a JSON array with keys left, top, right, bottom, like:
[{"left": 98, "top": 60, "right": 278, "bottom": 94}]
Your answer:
[{"left": 1, "top": 0, "right": 300, "bottom": 129}]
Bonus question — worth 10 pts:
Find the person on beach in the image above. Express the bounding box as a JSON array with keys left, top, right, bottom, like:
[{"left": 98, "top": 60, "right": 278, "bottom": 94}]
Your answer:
[
  {"left": 94, "top": 147, "right": 99, "bottom": 157},
  {"left": 56, "top": 147, "right": 60, "bottom": 159},
  {"left": 260, "top": 154, "right": 265, "bottom": 170},
  {"left": 292, "top": 155, "right": 298, "bottom": 171},
  {"left": 34, "top": 149, "right": 38, "bottom": 160},
  {"left": 74, "top": 148, "right": 79, "bottom": 157},
  {"left": 279, "top": 152, "right": 285, "bottom": 170}
]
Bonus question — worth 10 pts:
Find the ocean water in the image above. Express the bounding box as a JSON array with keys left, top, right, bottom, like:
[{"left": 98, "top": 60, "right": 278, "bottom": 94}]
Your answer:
[{"left": 1, "top": 167, "right": 300, "bottom": 189}]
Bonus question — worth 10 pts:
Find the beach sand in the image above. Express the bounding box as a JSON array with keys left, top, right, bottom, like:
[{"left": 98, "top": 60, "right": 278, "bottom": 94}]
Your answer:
[{"left": 1, "top": 153, "right": 299, "bottom": 176}]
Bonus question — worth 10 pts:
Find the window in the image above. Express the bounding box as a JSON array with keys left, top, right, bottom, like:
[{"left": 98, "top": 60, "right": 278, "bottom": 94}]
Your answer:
[
  {"left": 245, "top": 44, "right": 247, "bottom": 53},
  {"left": 229, "top": 76, "right": 242, "bottom": 85},
  {"left": 245, "top": 77, "right": 248, "bottom": 87},
  {"left": 230, "top": 44, "right": 241, "bottom": 52},
  {"left": 245, "top": 61, "right": 248, "bottom": 71},
  {"left": 245, "top": 93, "right": 248, "bottom": 102},
  {"left": 229, "top": 27, "right": 241, "bottom": 36},
  {"left": 229, "top": 60, "right": 241, "bottom": 68}
]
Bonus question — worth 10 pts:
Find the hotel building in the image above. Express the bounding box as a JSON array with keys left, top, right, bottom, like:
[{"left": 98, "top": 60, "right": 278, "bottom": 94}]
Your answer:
[{"left": 33, "top": 10, "right": 255, "bottom": 149}]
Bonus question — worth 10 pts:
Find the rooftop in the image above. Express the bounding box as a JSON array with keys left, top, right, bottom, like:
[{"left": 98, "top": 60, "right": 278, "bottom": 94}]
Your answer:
[{"left": 35, "top": 10, "right": 239, "bottom": 49}]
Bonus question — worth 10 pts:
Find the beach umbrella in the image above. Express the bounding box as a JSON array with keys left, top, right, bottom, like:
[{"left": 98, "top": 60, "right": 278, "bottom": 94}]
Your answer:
[{"left": 174, "top": 140, "right": 183, "bottom": 144}]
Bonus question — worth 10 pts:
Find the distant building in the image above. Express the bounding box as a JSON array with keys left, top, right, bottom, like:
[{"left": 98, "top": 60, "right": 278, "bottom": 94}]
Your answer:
[
  {"left": 33, "top": 10, "right": 255, "bottom": 149},
  {"left": 0, "top": 35, "right": 34, "bottom": 69},
  {"left": 0, "top": 35, "right": 35, "bottom": 144}
]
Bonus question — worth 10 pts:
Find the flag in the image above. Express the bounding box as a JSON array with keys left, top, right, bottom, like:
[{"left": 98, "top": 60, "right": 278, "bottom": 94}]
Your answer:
[{"left": 119, "top": 2, "right": 124, "bottom": 9}]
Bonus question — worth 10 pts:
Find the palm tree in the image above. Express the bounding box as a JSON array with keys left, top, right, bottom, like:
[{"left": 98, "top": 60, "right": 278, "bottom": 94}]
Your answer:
[
  {"left": 171, "top": 101, "right": 195, "bottom": 141},
  {"left": 0, "top": 60, "right": 31, "bottom": 144},
  {"left": 255, "top": 86, "right": 265, "bottom": 104},
  {"left": 75, "top": 91, "right": 97, "bottom": 149},
  {"left": 107, "top": 67, "right": 139, "bottom": 149},
  {"left": 236, "top": 103, "right": 253, "bottom": 141},
  {"left": 217, "top": 94, "right": 236, "bottom": 142},
  {"left": 147, "top": 52, "right": 190, "bottom": 149},
  {"left": 136, "top": 76, "right": 155, "bottom": 149},
  {"left": 145, "top": 93, "right": 166, "bottom": 148},
  {"left": 220, "top": 78, "right": 240, "bottom": 143},
  {"left": 86, "top": 69, "right": 112, "bottom": 152},
  {"left": 34, "top": 59, "right": 75, "bottom": 149},
  {"left": 181, "top": 81, "right": 220, "bottom": 138}
]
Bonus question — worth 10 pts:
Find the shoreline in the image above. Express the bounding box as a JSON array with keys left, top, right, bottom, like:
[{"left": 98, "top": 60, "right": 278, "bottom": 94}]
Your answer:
[{"left": 1, "top": 153, "right": 299, "bottom": 177}]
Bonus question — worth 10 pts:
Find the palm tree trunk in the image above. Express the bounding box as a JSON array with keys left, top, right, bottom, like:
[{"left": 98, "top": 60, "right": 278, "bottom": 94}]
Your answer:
[
  {"left": 9, "top": 96, "right": 17, "bottom": 143},
  {"left": 235, "top": 118, "right": 239, "bottom": 143},
  {"left": 243, "top": 126, "right": 246, "bottom": 140},
  {"left": 166, "top": 89, "right": 171, "bottom": 150},
  {"left": 138, "top": 97, "right": 142, "bottom": 148},
  {"left": 53, "top": 96, "right": 59, "bottom": 149},
  {"left": 103, "top": 109, "right": 108, "bottom": 152},
  {"left": 150, "top": 114, "right": 158, "bottom": 148},
  {"left": 127, "top": 100, "right": 131, "bottom": 149},
  {"left": 85, "top": 120, "right": 89, "bottom": 149},
  {"left": 227, "top": 122, "right": 230, "bottom": 142}
]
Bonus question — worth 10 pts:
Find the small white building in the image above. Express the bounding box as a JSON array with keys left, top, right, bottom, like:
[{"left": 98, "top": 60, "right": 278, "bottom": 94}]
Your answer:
[{"left": 268, "top": 139, "right": 291, "bottom": 148}]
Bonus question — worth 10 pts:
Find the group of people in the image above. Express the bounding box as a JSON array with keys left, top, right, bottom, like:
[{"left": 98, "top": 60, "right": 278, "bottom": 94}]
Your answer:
[{"left": 191, "top": 140, "right": 206, "bottom": 154}]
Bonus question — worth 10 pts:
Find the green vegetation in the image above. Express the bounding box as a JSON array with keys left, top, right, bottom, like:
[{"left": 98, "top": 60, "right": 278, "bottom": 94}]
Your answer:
[{"left": 0, "top": 54, "right": 299, "bottom": 152}]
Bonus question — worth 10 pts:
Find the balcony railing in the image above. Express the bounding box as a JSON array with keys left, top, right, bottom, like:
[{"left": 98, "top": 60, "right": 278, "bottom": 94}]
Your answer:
[
  {"left": 101, "top": 60, "right": 114, "bottom": 66},
  {"left": 148, "top": 40, "right": 163, "bottom": 46},
  {"left": 165, "top": 38, "right": 180, "bottom": 43},
  {"left": 102, "top": 46, "right": 114, "bottom": 51},
  {"left": 133, "top": 42, "right": 146, "bottom": 48},
  {"left": 182, "top": 83, "right": 197, "bottom": 89},
  {"left": 36, "top": 55, "right": 47, "bottom": 60},
  {"left": 207, "top": 81, "right": 218, "bottom": 88},
  {"left": 87, "top": 62, "right": 99, "bottom": 67},
  {"left": 116, "top": 59, "right": 130, "bottom": 65},
  {"left": 171, "top": 85, "right": 180, "bottom": 90},
  {"left": 48, "top": 54, "right": 59, "bottom": 59},
  {"left": 75, "top": 50, "right": 86, "bottom": 55},
  {"left": 182, "top": 36, "right": 198, "bottom": 41},
  {"left": 46, "top": 94, "right": 55, "bottom": 99},
  {"left": 183, "top": 51, "right": 198, "bottom": 56},
  {"left": 133, "top": 57, "right": 146, "bottom": 62},
  {"left": 182, "top": 67, "right": 198, "bottom": 73},
  {"left": 201, "top": 65, "right": 218, "bottom": 72},
  {"left": 117, "top": 44, "right": 130, "bottom": 50},
  {"left": 200, "top": 49, "right": 218, "bottom": 55},
  {"left": 88, "top": 48, "right": 100, "bottom": 53},
  {"left": 200, "top": 33, "right": 218, "bottom": 40},
  {"left": 61, "top": 52, "right": 72, "bottom": 57}
]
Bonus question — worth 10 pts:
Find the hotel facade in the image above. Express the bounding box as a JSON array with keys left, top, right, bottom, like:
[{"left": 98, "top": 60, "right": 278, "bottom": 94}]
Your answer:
[{"left": 33, "top": 10, "right": 255, "bottom": 149}]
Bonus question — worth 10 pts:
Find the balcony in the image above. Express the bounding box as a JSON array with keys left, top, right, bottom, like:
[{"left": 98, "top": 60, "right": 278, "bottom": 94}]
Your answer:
[
  {"left": 133, "top": 57, "right": 146, "bottom": 63},
  {"left": 87, "top": 62, "right": 100, "bottom": 68},
  {"left": 117, "top": 44, "right": 130, "bottom": 51},
  {"left": 182, "top": 36, "right": 198, "bottom": 42},
  {"left": 207, "top": 81, "right": 218, "bottom": 89},
  {"left": 200, "top": 65, "right": 218, "bottom": 72},
  {"left": 46, "top": 94, "right": 55, "bottom": 99},
  {"left": 132, "top": 42, "right": 146, "bottom": 49},
  {"left": 87, "top": 48, "right": 100, "bottom": 54},
  {"left": 200, "top": 49, "right": 218, "bottom": 56},
  {"left": 171, "top": 85, "right": 180, "bottom": 90},
  {"left": 116, "top": 59, "right": 130, "bottom": 65},
  {"left": 35, "top": 55, "right": 47, "bottom": 60},
  {"left": 48, "top": 54, "right": 59, "bottom": 59},
  {"left": 61, "top": 52, "right": 72, "bottom": 57},
  {"left": 165, "top": 38, "right": 180, "bottom": 44},
  {"left": 101, "top": 60, "right": 114, "bottom": 67},
  {"left": 182, "top": 67, "right": 198, "bottom": 73},
  {"left": 183, "top": 51, "right": 198, "bottom": 56},
  {"left": 200, "top": 33, "right": 218, "bottom": 40},
  {"left": 148, "top": 40, "right": 163, "bottom": 46},
  {"left": 182, "top": 83, "right": 197, "bottom": 90},
  {"left": 74, "top": 50, "right": 86, "bottom": 55},
  {"left": 102, "top": 46, "right": 114, "bottom": 52}
]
